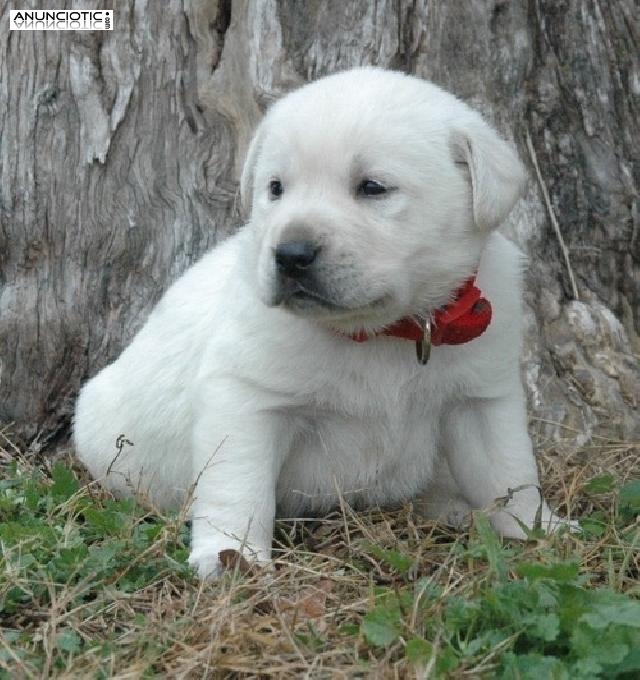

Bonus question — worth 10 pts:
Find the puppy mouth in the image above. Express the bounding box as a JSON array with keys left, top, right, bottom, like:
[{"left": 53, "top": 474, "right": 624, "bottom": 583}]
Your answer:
[
  {"left": 273, "top": 280, "right": 389, "bottom": 316},
  {"left": 275, "top": 281, "right": 351, "bottom": 312},
  {"left": 288, "top": 289, "right": 345, "bottom": 311}
]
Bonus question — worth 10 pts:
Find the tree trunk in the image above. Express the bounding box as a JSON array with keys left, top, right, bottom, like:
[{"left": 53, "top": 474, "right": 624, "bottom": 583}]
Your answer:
[{"left": 1, "top": 0, "right": 638, "bottom": 451}]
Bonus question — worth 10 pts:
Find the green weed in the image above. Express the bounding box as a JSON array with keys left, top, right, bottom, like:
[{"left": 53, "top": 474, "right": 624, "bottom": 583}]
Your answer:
[{"left": 0, "top": 442, "right": 638, "bottom": 677}]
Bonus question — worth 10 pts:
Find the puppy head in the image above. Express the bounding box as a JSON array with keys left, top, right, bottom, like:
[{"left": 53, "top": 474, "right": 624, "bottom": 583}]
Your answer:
[{"left": 241, "top": 68, "right": 526, "bottom": 334}]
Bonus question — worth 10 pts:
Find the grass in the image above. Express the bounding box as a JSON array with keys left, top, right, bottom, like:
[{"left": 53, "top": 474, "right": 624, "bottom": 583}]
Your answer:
[{"left": 0, "top": 429, "right": 638, "bottom": 678}]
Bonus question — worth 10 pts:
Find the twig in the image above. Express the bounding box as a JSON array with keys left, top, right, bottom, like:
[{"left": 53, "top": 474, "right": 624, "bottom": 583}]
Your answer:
[{"left": 525, "top": 128, "right": 580, "bottom": 300}]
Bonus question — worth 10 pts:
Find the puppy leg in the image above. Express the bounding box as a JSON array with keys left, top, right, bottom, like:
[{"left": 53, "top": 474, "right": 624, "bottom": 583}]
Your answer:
[
  {"left": 417, "top": 456, "right": 473, "bottom": 527},
  {"left": 187, "top": 383, "right": 291, "bottom": 578},
  {"left": 441, "top": 387, "right": 573, "bottom": 538}
]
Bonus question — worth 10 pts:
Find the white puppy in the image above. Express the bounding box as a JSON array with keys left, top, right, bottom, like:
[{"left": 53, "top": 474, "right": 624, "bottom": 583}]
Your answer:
[{"left": 74, "top": 68, "right": 569, "bottom": 578}]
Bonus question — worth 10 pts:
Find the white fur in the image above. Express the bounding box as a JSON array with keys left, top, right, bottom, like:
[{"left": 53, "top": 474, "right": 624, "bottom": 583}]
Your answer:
[{"left": 74, "top": 69, "right": 570, "bottom": 578}]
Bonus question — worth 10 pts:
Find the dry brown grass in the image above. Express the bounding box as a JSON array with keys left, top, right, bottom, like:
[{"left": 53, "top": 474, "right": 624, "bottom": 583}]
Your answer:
[{"left": 1, "top": 425, "right": 638, "bottom": 678}]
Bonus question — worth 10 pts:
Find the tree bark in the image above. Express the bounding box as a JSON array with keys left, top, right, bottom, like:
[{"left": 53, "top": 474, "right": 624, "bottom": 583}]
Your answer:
[{"left": 0, "top": 0, "right": 638, "bottom": 451}]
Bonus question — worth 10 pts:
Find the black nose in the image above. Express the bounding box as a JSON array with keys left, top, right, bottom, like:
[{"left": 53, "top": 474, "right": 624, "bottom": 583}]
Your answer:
[{"left": 274, "top": 241, "right": 321, "bottom": 278}]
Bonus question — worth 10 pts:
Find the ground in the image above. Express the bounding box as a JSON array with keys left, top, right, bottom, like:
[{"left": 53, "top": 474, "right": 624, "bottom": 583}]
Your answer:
[{"left": 0, "top": 424, "right": 638, "bottom": 678}]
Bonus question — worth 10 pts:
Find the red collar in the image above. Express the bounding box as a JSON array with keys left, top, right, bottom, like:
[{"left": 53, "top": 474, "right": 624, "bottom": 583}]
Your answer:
[{"left": 346, "top": 276, "right": 492, "bottom": 348}]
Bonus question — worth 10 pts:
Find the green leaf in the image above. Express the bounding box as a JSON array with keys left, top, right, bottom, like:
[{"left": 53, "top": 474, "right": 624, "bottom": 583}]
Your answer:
[
  {"left": 619, "top": 480, "right": 640, "bottom": 519},
  {"left": 444, "top": 596, "right": 481, "bottom": 632},
  {"left": 413, "top": 577, "right": 442, "bottom": 601},
  {"left": 364, "top": 543, "right": 413, "bottom": 574},
  {"left": 571, "top": 626, "right": 630, "bottom": 669},
  {"left": 580, "top": 600, "right": 640, "bottom": 629},
  {"left": 56, "top": 629, "right": 81, "bottom": 653},
  {"left": 405, "top": 638, "right": 433, "bottom": 664},
  {"left": 435, "top": 647, "right": 459, "bottom": 675},
  {"left": 516, "top": 561, "right": 580, "bottom": 583},
  {"left": 87, "top": 541, "right": 122, "bottom": 572},
  {"left": 525, "top": 612, "right": 560, "bottom": 642},
  {"left": 614, "top": 645, "right": 640, "bottom": 673},
  {"left": 55, "top": 545, "right": 89, "bottom": 570},
  {"left": 459, "top": 629, "right": 509, "bottom": 657},
  {"left": 577, "top": 516, "right": 607, "bottom": 538},
  {"left": 472, "top": 512, "right": 507, "bottom": 580},
  {"left": 83, "top": 507, "right": 127, "bottom": 536},
  {"left": 1, "top": 630, "right": 19, "bottom": 644},
  {"left": 501, "top": 652, "right": 570, "bottom": 679},
  {"left": 51, "top": 463, "right": 80, "bottom": 501},
  {"left": 361, "top": 606, "right": 402, "bottom": 647},
  {"left": 583, "top": 474, "right": 616, "bottom": 494}
]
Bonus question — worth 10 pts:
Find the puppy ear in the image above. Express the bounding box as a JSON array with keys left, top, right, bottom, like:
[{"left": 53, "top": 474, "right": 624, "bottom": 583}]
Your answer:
[
  {"left": 239, "top": 124, "right": 266, "bottom": 216},
  {"left": 450, "top": 120, "right": 527, "bottom": 230}
]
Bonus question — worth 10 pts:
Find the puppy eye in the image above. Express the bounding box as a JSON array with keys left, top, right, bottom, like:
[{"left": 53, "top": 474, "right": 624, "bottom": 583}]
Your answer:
[
  {"left": 357, "top": 179, "right": 387, "bottom": 197},
  {"left": 269, "top": 179, "right": 284, "bottom": 200}
]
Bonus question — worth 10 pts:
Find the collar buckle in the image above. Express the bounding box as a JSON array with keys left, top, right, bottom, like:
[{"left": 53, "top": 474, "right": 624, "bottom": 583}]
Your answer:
[{"left": 415, "top": 316, "right": 431, "bottom": 365}]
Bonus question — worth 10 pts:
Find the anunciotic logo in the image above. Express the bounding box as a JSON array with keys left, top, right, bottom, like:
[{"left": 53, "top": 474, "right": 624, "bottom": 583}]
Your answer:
[{"left": 10, "top": 10, "right": 113, "bottom": 30}]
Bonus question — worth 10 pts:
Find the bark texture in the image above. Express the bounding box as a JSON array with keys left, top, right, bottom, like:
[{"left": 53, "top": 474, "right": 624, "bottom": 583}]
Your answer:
[{"left": 0, "top": 0, "right": 638, "bottom": 450}]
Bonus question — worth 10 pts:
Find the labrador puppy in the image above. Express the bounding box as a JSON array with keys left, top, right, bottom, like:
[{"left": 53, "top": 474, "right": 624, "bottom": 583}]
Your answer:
[{"left": 74, "top": 68, "right": 571, "bottom": 577}]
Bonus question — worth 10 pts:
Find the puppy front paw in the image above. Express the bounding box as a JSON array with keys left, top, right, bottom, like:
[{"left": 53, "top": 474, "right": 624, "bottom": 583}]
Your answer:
[
  {"left": 491, "top": 506, "right": 579, "bottom": 540},
  {"left": 538, "top": 512, "right": 580, "bottom": 535},
  {"left": 188, "top": 547, "right": 224, "bottom": 579},
  {"left": 188, "top": 542, "right": 272, "bottom": 579}
]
